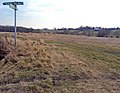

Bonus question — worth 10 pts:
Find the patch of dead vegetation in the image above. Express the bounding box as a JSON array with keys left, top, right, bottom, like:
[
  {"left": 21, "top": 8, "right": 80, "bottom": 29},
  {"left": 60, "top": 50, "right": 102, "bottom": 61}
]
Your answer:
[
  {"left": 0, "top": 33, "right": 119, "bottom": 93},
  {"left": 0, "top": 36, "right": 11, "bottom": 61}
]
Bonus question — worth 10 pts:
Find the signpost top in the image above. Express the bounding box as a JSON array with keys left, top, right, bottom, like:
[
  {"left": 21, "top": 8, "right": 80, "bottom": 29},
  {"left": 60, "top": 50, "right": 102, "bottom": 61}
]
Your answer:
[{"left": 3, "top": 2, "right": 24, "bottom": 5}]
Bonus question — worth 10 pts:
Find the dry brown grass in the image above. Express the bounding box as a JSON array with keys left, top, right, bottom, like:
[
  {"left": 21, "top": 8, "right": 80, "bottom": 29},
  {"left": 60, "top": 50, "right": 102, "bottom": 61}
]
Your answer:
[
  {"left": 16, "top": 33, "right": 120, "bottom": 45},
  {"left": 0, "top": 33, "right": 119, "bottom": 93}
]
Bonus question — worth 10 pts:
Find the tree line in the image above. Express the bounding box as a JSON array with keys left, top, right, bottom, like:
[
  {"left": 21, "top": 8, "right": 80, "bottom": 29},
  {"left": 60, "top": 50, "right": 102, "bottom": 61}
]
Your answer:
[{"left": 0, "top": 25, "right": 120, "bottom": 38}]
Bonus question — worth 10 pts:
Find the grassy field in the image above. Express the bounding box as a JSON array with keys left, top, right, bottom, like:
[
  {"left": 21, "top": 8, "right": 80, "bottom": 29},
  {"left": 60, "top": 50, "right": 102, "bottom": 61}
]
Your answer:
[{"left": 0, "top": 33, "right": 120, "bottom": 93}]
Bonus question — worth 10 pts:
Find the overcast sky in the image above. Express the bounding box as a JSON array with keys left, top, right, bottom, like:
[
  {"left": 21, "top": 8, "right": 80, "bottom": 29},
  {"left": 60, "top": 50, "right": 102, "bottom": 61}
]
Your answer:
[{"left": 1, "top": 0, "right": 120, "bottom": 28}]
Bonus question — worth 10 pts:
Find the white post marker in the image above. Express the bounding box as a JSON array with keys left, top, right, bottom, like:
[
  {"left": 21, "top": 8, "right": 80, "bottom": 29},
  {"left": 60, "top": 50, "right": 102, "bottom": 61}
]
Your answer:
[{"left": 3, "top": 1, "right": 24, "bottom": 48}]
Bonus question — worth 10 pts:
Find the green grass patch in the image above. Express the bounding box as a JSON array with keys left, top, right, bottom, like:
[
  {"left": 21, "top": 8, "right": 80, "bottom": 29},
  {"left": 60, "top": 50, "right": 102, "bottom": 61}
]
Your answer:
[{"left": 46, "top": 41, "right": 120, "bottom": 73}]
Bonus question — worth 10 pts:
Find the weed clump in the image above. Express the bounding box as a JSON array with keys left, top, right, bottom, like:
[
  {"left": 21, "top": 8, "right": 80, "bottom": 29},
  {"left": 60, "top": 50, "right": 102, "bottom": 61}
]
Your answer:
[{"left": 0, "top": 36, "right": 11, "bottom": 61}]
